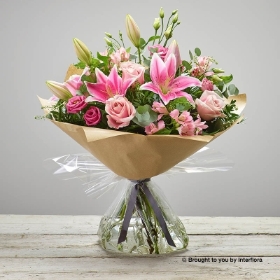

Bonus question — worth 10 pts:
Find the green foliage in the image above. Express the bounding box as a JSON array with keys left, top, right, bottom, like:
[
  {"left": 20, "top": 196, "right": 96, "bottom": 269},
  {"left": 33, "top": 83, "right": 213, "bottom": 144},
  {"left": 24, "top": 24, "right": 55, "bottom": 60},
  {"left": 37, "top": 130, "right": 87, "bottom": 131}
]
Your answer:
[
  {"left": 74, "top": 61, "right": 86, "bottom": 69},
  {"left": 194, "top": 47, "right": 201, "bottom": 56},
  {"left": 220, "top": 74, "right": 233, "bottom": 84},
  {"left": 132, "top": 105, "right": 158, "bottom": 127},
  {"left": 189, "top": 50, "right": 193, "bottom": 60},
  {"left": 228, "top": 84, "right": 239, "bottom": 95},
  {"left": 182, "top": 60, "right": 192, "bottom": 70},
  {"left": 167, "top": 97, "right": 192, "bottom": 112}
]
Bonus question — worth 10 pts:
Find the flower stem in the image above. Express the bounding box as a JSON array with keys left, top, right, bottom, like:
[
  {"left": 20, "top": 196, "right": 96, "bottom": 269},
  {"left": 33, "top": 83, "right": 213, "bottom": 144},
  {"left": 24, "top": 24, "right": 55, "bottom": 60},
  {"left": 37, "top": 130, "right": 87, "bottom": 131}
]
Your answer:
[{"left": 137, "top": 48, "right": 142, "bottom": 64}]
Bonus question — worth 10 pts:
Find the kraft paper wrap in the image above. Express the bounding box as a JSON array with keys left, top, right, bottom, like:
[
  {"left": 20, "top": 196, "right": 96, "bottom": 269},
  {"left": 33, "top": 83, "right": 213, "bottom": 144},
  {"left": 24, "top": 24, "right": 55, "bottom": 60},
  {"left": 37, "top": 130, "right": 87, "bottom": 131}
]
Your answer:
[{"left": 40, "top": 66, "right": 246, "bottom": 180}]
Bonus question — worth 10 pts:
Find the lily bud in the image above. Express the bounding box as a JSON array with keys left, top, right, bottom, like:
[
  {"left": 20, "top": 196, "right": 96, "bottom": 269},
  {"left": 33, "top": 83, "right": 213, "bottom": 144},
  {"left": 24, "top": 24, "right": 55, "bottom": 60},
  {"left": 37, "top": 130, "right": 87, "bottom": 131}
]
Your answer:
[
  {"left": 125, "top": 14, "right": 141, "bottom": 48},
  {"left": 153, "top": 18, "right": 161, "bottom": 31},
  {"left": 46, "top": 81, "right": 72, "bottom": 101},
  {"left": 105, "top": 32, "right": 112, "bottom": 38},
  {"left": 172, "top": 9, "right": 178, "bottom": 15},
  {"left": 73, "top": 38, "right": 92, "bottom": 65},
  {"left": 159, "top": 7, "right": 164, "bottom": 18},
  {"left": 212, "top": 75, "right": 223, "bottom": 83},
  {"left": 104, "top": 37, "right": 113, "bottom": 47},
  {"left": 164, "top": 25, "right": 172, "bottom": 39},
  {"left": 212, "top": 68, "right": 225, "bottom": 74},
  {"left": 165, "top": 40, "right": 182, "bottom": 70},
  {"left": 172, "top": 12, "right": 178, "bottom": 23}
]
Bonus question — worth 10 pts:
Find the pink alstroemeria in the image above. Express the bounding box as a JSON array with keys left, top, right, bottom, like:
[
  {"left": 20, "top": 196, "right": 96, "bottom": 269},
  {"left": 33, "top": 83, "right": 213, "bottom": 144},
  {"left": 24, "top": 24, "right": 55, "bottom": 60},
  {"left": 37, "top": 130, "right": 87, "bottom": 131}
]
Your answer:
[
  {"left": 140, "top": 53, "right": 201, "bottom": 105},
  {"left": 85, "top": 66, "right": 136, "bottom": 103}
]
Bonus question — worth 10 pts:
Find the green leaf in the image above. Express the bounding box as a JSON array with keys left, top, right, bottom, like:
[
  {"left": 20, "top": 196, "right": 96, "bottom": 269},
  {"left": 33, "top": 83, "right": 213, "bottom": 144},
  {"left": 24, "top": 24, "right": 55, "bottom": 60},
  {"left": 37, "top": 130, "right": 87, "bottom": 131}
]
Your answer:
[
  {"left": 142, "top": 56, "right": 151, "bottom": 67},
  {"left": 139, "top": 38, "right": 146, "bottom": 49},
  {"left": 220, "top": 74, "right": 233, "bottom": 84},
  {"left": 154, "top": 128, "right": 171, "bottom": 135},
  {"left": 228, "top": 84, "right": 239, "bottom": 95},
  {"left": 189, "top": 50, "right": 193, "bottom": 60},
  {"left": 146, "top": 35, "right": 161, "bottom": 43},
  {"left": 212, "top": 68, "right": 225, "bottom": 74},
  {"left": 182, "top": 60, "right": 192, "bottom": 70},
  {"left": 194, "top": 47, "right": 201, "bottom": 56},
  {"left": 132, "top": 105, "right": 157, "bottom": 127},
  {"left": 97, "top": 52, "right": 109, "bottom": 63},
  {"left": 74, "top": 61, "right": 86, "bottom": 69},
  {"left": 167, "top": 97, "right": 192, "bottom": 112},
  {"left": 126, "top": 47, "right": 131, "bottom": 53}
]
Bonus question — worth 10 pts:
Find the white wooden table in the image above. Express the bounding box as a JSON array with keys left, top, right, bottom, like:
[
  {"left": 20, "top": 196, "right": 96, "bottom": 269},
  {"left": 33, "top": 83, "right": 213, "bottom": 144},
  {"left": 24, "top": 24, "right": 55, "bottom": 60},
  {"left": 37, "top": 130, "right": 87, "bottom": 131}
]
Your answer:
[{"left": 0, "top": 215, "right": 279, "bottom": 279}]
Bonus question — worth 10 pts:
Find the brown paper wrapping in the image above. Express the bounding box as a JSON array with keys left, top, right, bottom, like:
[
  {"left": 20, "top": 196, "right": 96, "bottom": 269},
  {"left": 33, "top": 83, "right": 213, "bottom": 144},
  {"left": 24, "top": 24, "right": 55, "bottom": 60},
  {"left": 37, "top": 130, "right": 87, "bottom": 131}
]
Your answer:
[{"left": 41, "top": 66, "right": 246, "bottom": 180}]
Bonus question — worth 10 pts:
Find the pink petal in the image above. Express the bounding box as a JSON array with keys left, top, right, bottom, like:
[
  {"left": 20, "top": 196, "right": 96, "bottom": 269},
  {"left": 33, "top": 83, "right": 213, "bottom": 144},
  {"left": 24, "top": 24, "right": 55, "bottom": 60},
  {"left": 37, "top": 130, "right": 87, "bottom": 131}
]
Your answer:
[
  {"left": 85, "top": 82, "right": 108, "bottom": 103},
  {"left": 165, "top": 53, "right": 176, "bottom": 78},
  {"left": 140, "top": 82, "right": 162, "bottom": 95},
  {"left": 150, "top": 53, "right": 168, "bottom": 85},
  {"left": 122, "top": 77, "right": 136, "bottom": 94},
  {"left": 108, "top": 66, "right": 122, "bottom": 94},
  {"left": 170, "top": 76, "right": 201, "bottom": 92},
  {"left": 158, "top": 120, "right": 165, "bottom": 130},
  {"left": 95, "top": 68, "right": 108, "bottom": 84}
]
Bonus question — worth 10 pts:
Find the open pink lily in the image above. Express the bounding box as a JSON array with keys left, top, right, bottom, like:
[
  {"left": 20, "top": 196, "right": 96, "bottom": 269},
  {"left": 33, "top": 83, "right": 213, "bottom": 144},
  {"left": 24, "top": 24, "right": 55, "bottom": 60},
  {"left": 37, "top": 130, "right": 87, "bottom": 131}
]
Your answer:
[
  {"left": 140, "top": 53, "right": 201, "bottom": 105},
  {"left": 85, "top": 66, "right": 135, "bottom": 103}
]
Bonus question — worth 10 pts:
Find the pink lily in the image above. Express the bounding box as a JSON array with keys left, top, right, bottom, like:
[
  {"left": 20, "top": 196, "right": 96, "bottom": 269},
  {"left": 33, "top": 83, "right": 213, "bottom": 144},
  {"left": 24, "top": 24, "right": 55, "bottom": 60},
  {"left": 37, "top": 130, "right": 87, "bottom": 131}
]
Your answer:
[
  {"left": 140, "top": 53, "right": 201, "bottom": 105},
  {"left": 165, "top": 40, "right": 182, "bottom": 70},
  {"left": 85, "top": 66, "right": 136, "bottom": 103}
]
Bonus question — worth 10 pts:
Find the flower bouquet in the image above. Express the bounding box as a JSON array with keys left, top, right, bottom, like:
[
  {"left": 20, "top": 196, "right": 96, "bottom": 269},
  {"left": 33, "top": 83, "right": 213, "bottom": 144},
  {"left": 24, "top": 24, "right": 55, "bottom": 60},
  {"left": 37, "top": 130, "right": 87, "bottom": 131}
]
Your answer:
[{"left": 39, "top": 7, "right": 246, "bottom": 254}]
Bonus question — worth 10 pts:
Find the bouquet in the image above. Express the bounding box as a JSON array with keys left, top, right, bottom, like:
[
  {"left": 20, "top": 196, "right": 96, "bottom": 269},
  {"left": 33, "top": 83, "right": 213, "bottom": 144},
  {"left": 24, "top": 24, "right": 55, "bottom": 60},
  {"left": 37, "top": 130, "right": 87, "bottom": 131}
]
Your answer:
[{"left": 39, "top": 7, "right": 246, "bottom": 254}]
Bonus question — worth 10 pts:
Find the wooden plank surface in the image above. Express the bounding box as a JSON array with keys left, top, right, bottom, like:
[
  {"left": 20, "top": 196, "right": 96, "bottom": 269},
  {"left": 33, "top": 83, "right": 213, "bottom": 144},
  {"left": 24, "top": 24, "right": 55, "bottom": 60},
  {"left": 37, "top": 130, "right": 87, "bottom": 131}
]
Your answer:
[
  {"left": 1, "top": 215, "right": 279, "bottom": 234},
  {"left": 0, "top": 215, "right": 279, "bottom": 280}
]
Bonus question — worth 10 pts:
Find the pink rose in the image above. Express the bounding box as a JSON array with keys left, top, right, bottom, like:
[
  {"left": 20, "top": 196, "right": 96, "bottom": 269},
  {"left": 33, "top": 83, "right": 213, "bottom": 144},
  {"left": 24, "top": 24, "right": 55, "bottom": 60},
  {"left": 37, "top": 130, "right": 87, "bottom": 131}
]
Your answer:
[
  {"left": 66, "top": 95, "right": 87, "bottom": 113},
  {"left": 201, "top": 78, "right": 214, "bottom": 91},
  {"left": 145, "top": 120, "right": 165, "bottom": 135},
  {"left": 120, "top": 61, "right": 145, "bottom": 85},
  {"left": 110, "top": 47, "right": 130, "bottom": 65},
  {"left": 148, "top": 44, "right": 168, "bottom": 60},
  {"left": 83, "top": 106, "right": 101, "bottom": 126},
  {"left": 105, "top": 95, "right": 136, "bottom": 129},
  {"left": 195, "top": 90, "right": 225, "bottom": 121}
]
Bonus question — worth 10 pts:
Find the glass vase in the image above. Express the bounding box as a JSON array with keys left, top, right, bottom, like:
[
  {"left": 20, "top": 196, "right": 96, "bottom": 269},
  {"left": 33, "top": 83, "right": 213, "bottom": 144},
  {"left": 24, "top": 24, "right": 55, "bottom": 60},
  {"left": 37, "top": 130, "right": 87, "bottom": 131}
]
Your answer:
[{"left": 97, "top": 180, "right": 188, "bottom": 254}]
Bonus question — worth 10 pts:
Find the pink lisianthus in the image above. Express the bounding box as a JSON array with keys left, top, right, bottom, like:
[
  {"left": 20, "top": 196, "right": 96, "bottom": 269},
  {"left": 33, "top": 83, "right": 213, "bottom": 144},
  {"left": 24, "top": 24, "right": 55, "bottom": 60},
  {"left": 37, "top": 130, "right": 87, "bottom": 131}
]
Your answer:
[
  {"left": 195, "top": 90, "right": 225, "bottom": 121},
  {"left": 194, "top": 116, "right": 208, "bottom": 135},
  {"left": 120, "top": 61, "right": 145, "bottom": 85},
  {"left": 65, "top": 67, "right": 90, "bottom": 96},
  {"left": 105, "top": 95, "right": 136, "bottom": 129},
  {"left": 110, "top": 47, "right": 130, "bottom": 65},
  {"left": 83, "top": 106, "right": 101, "bottom": 126},
  {"left": 170, "top": 109, "right": 193, "bottom": 125},
  {"left": 66, "top": 95, "right": 87, "bottom": 113},
  {"left": 148, "top": 44, "right": 168, "bottom": 60},
  {"left": 201, "top": 78, "right": 214, "bottom": 91},
  {"left": 145, "top": 120, "right": 165, "bottom": 135}
]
